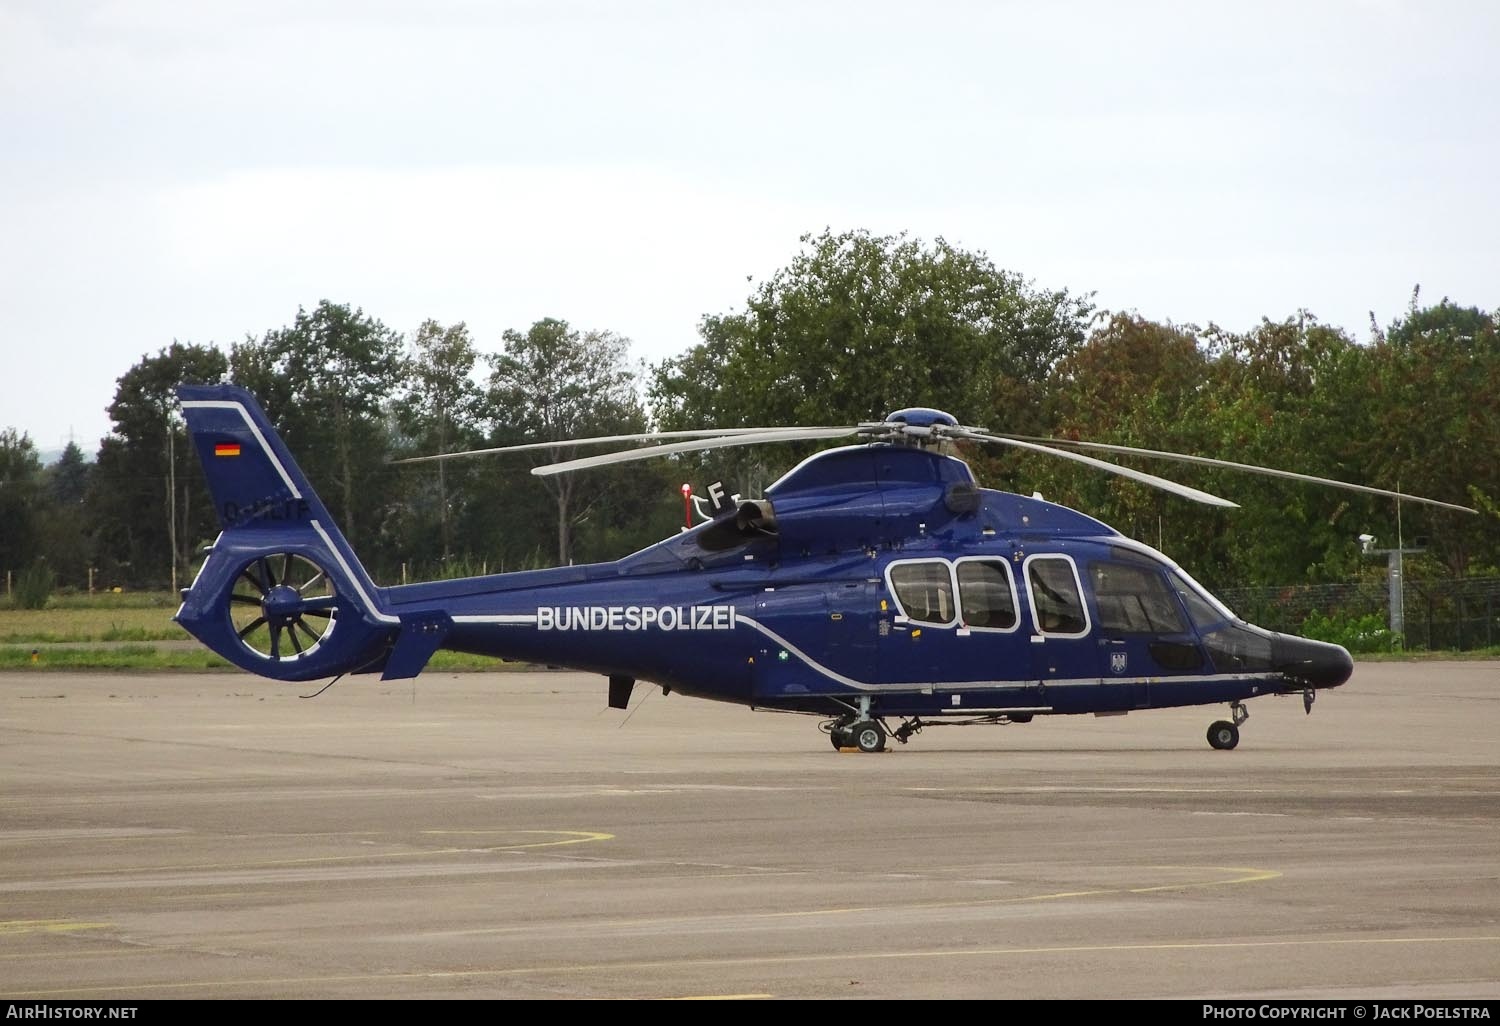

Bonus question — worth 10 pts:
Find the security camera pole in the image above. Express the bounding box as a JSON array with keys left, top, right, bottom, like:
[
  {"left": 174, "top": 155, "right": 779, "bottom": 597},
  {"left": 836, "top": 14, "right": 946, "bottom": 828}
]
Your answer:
[{"left": 1359, "top": 531, "right": 1424, "bottom": 639}]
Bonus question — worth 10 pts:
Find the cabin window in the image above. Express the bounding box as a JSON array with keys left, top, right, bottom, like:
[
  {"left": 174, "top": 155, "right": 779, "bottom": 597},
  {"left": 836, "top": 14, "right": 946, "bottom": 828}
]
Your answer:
[
  {"left": 1025, "top": 556, "right": 1089, "bottom": 636},
  {"left": 1091, "top": 561, "right": 1186, "bottom": 634},
  {"left": 888, "top": 560, "right": 956, "bottom": 625},
  {"left": 956, "top": 559, "right": 1018, "bottom": 630}
]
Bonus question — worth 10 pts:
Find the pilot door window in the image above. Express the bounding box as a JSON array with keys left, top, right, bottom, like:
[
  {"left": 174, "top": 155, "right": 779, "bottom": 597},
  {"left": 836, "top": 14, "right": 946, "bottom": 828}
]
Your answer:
[
  {"left": 1091, "top": 561, "right": 1187, "bottom": 634},
  {"left": 1025, "top": 556, "right": 1089, "bottom": 637},
  {"left": 888, "top": 560, "right": 957, "bottom": 626}
]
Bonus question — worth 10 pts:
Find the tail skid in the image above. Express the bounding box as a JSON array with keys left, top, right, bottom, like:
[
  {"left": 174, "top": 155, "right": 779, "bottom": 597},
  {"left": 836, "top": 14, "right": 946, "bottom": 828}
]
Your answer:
[{"left": 176, "top": 385, "right": 427, "bottom": 682}]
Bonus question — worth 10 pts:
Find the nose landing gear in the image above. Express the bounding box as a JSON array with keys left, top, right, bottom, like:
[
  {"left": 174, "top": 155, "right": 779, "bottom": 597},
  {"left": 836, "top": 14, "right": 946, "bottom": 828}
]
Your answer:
[
  {"left": 1207, "top": 701, "right": 1249, "bottom": 751},
  {"left": 829, "top": 718, "right": 887, "bottom": 752}
]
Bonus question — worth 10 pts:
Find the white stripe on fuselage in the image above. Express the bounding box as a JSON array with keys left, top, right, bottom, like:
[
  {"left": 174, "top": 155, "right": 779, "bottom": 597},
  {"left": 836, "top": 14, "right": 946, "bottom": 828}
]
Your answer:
[
  {"left": 735, "top": 614, "right": 1268, "bottom": 694},
  {"left": 457, "top": 607, "right": 1271, "bottom": 694},
  {"left": 311, "top": 520, "right": 399, "bottom": 625}
]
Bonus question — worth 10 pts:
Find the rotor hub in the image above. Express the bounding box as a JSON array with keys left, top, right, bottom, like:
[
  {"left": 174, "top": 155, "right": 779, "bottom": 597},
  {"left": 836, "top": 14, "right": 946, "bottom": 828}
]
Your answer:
[
  {"left": 883, "top": 407, "right": 959, "bottom": 428},
  {"left": 262, "top": 583, "right": 304, "bottom": 620}
]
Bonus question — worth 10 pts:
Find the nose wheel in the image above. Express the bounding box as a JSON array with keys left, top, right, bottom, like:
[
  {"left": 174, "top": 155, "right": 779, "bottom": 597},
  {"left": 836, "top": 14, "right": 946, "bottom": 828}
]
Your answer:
[
  {"left": 827, "top": 718, "right": 887, "bottom": 752},
  {"left": 1207, "top": 701, "right": 1249, "bottom": 750},
  {"left": 1207, "top": 720, "right": 1240, "bottom": 750}
]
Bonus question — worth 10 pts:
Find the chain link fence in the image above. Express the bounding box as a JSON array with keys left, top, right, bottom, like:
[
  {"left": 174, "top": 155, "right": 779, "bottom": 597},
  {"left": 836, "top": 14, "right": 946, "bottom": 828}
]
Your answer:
[{"left": 1219, "top": 577, "right": 1500, "bottom": 652}]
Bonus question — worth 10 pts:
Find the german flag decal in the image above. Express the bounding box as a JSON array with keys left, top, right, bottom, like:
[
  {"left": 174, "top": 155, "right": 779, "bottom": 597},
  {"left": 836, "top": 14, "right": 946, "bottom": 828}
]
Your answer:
[{"left": 214, "top": 442, "right": 242, "bottom": 457}]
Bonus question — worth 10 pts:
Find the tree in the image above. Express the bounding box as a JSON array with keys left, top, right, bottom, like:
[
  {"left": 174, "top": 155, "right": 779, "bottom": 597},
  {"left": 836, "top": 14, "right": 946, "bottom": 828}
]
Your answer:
[
  {"left": 649, "top": 229, "right": 1094, "bottom": 504},
  {"left": 230, "top": 301, "right": 406, "bottom": 561},
  {"left": 88, "top": 342, "right": 227, "bottom": 589},
  {"left": 651, "top": 228, "right": 1095, "bottom": 432},
  {"left": 46, "top": 442, "right": 90, "bottom": 506},
  {"left": 1022, "top": 313, "right": 1220, "bottom": 563},
  {"left": 389, "top": 320, "right": 486, "bottom": 570},
  {"left": 38, "top": 442, "right": 93, "bottom": 590},
  {"left": 1358, "top": 299, "right": 1500, "bottom": 575},
  {"left": 0, "top": 428, "right": 42, "bottom": 583},
  {"left": 1192, "top": 314, "right": 1374, "bottom": 587},
  {"left": 486, "top": 319, "right": 648, "bottom": 565}
]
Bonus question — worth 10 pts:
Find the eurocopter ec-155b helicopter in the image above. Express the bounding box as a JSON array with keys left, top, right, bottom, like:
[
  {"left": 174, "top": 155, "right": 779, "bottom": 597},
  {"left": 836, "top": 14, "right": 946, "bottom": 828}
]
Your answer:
[{"left": 173, "top": 384, "right": 1473, "bottom": 753}]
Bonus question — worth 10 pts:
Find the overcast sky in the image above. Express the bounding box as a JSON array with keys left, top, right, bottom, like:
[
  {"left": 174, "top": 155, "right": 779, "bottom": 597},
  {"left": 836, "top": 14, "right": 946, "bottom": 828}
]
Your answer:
[{"left": 3, "top": 0, "right": 1497, "bottom": 453}]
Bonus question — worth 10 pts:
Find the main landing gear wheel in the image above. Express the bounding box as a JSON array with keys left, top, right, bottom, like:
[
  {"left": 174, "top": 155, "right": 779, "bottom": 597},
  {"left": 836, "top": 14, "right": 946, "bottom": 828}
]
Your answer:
[
  {"left": 850, "top": 719, "right": 886, "bottom": 753},
  {"left": 1207, "top": 720, "right": 1240, "bottom": 750},
  {"left": 829, "top": 726, "right": 853, "bottom": 750},
  {"left": 229, "top": 553, "right": 338, "bottom": 662}
]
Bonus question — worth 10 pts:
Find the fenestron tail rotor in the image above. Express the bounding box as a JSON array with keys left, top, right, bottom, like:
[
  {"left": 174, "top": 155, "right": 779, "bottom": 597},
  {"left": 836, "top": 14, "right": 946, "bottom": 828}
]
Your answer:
[{"left": 229, "top": 553, "right": 339, "bottom": 661}]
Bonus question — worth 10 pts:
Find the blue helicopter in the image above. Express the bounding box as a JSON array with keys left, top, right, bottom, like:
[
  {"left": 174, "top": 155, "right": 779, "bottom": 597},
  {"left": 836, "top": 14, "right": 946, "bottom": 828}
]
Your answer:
[{"left": 173, "top": 384, "right": 1473, "bottom": 753}]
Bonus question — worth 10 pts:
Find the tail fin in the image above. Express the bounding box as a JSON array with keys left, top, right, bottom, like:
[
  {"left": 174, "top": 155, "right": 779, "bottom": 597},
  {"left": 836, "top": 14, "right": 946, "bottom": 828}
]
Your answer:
[{"left": 175, "top": 384, "right": 397, "bottom": 681}]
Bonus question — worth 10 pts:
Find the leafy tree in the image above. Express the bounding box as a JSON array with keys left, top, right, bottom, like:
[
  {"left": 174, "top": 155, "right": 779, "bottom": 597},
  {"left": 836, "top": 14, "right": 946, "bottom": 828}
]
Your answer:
[
  {"left": 649, "top": 228, "right": 1094, "bottom": 504},
  {"left": 651, "top": 228, "right": 1095, "bottom": 432},
  {"left": 485, "top": 319, "right": 650, "bottom": 565},
  {"left": 1027, "top": 313, "right": 1215, "bottom": 543},
  {"left": 230, "top": 301, "right": 406, "bottom": 561},
  {"left": 38, "top": 442, "right": 93, "bottom": 589},
  {"left": 88, "top": 342, "right": 227, "bottom": 588},
  {"left": 1357, "top": 298, "right": 1500, "bottom": 575},
  {"left": 388, "top": 320, "right": 486, "bottom": 570},
  {"left": 1190, "top": 314, "right": 1378, "bottom": 586},
  {"left": 0, "top": 428, "right": 42, "bottom": 584}
]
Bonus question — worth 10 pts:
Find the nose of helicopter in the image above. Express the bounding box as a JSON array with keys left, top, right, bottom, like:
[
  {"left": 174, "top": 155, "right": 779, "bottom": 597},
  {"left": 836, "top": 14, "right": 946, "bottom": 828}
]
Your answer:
[{"left": 1274, "top": 633, "right": 1354, "bottom": 687}]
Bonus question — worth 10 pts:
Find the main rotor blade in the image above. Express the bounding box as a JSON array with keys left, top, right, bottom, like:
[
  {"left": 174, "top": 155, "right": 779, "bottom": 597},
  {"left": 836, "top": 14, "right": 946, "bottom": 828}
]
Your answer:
[
  {"left": 531, "top": 428, "right": 860, "bottom": 477},
  {"left": 950, "top": 429, "right": 1240, "bottom": 509},
  {"left": 393, "top": 428, "right": 790, "bottom": 465},
  {"left": 1006, "top": 437, "right": 1478, "bottom": 515}
]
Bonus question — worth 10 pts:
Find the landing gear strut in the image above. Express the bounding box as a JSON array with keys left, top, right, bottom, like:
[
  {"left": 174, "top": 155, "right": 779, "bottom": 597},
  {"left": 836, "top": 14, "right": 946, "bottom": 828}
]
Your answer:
[
  {"left": 826, "top": 696, "right": 891, "bottom": 753},
  {"left": 1207, "top": 701, "right": 1249, "bottom": 751}
]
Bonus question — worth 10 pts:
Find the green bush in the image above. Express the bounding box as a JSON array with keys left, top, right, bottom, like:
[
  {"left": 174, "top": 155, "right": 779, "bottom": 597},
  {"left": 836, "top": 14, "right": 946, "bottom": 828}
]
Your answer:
[
  {"left": 1300, "top": 610, "right": 1403, "bottom": 653},
  {"left": 13, "top": 560, "right": 55, "bottom": 610}
]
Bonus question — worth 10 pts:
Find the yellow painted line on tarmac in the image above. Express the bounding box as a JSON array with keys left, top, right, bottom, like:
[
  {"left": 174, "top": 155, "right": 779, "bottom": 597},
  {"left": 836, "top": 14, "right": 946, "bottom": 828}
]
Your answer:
[
  {"left": 0, "top": 949, "right": 137, "bottom": 961},
  {"left": 759, "top": 865, "right": 1279, "bottom": 918},
  {"left": 0, "top": 919, "right": 112, "bottom": 936},
  {"left": 23, "top": 934, "right": 1500, "bottom": 997},
  {"left": 1130, "top": 865, "right": 1281, "bottom": 892},
  {"left": 765, "top": 905, "right": 881, "bottom": 918},
  {"left": 42, "top": 830, "right": 614, "bottom": 877},
  {"left": 418, "top": 830, "right": 615, "bottom": 851},
  {"left": 415, "top": 864, "right": 1281, "bottom": 939}
]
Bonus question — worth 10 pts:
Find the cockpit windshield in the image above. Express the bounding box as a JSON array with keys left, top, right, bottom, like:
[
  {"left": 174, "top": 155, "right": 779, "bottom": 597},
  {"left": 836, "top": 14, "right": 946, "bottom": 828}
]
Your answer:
[{"left": 1168, "top": 571, "right": 1231, "bottom": 630}]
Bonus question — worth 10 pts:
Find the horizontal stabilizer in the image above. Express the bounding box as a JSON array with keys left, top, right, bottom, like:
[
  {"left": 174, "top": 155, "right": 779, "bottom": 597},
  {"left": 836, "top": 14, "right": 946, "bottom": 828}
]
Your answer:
[{"left": 381, "top": 612, "right": 454, "bottom": 681}]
